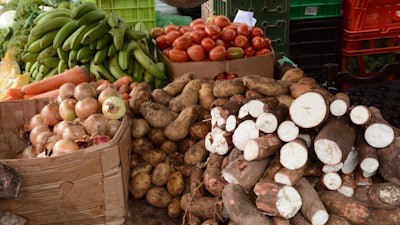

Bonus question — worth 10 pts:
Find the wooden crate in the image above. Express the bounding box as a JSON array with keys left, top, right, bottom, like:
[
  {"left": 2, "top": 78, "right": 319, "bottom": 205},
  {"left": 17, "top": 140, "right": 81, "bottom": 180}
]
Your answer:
[{"left": 0, "top": 99, "right": 132, "bottom": 225}]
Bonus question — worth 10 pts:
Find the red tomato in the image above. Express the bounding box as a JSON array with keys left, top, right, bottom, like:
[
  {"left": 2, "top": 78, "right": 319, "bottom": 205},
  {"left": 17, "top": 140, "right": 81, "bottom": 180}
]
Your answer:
[
  {"left": 226, "top": 47, "right": 244, "bottom": 60},
  {"left": 189, "top": 30, "right": 206, "bottom": 44},
  {"left": 220, "top": 28, "right": 236, "bottom": 42},
  {"left": 252, "top": 36, "right": 267, "bottom": 50},
  {"left": 168, "top": 49, "right": 189, "bottom": 62},
  {"left": 209, "top": 45, "right": 226, "bottom": 61},
  {"left": 213, "top": 15, "right": 231, "bottom": 28},
  {"left": 224, "top": 73, "right": 239, "bottom": 79},
  {"left": 187, "top": 44, "right": 206, "bottom": 62},
  {"left": 156, "top": 34, "right": 170, "bottom": 50},
  {"left": 172, "top": 35, "right": 192, "bottom": 50},
  {"left": 200, "top": 37, "right": 216, "bottom": 52},
  {"left": 250, "top": 27, "right": 264, "bottom": 38},
  {"left": 192, "top": 23, "right": 206, "bottom": 31},
  {"left": 214, "top": 73, "right": 226, "bottom": 80},
  {"left": 162, "top": 47, "right": 172, "bottom": 58},
  {"left": 179, "top": 25, "right": 192, "bottom": 35},
  {"left": 243, "top": 45, "right": 256, "bottom": 57},
  {"left": 223, "top": 24, "right": 238, "bottom": 32},
  {"left": 236, "top": 23, "right": 251, "bottom": 38},
  {"left": 164, "top": 24, "right": 180, "bottom": 33},
  {"left": 165, "top": 30, "right": 181, "bottom": 44},
  {"left": 234, "top": 35, "right": 249, "bottom": 49},
  {"left": 255, "top": 48, "right": 271, "bottom": 56},
  {"left": 215, "top": 39, "right": 227, "bottom": 48},
  {"left": 150, "top": 27, "right": 165, "bottom": 39},
  {"left": 190, "top": 18, "right": 205, "bottom": 28},
  {"left": 205, "top": 23, "right": 221, "bottom": 39}
]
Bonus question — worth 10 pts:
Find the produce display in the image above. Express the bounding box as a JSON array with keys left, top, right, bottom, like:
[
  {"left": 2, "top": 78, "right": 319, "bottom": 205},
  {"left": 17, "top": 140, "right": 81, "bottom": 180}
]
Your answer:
[
  {"left": 21, "top": 2, "right": 167, "bottom": 88},
  {"left": 151, "top": 15, "right": 272, "bottom": 62},
  {"left": 0, "top": 1, "right": 399, "bottom": 225}
]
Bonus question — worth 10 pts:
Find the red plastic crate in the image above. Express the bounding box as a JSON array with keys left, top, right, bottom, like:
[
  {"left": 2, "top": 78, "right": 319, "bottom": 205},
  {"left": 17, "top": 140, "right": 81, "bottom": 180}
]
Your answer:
[
  {"left": 342, "top": 0, "right": 400, "bottom": 32},
  {"left": 342, "top": 29, "right": 400, "bottom": 54}
]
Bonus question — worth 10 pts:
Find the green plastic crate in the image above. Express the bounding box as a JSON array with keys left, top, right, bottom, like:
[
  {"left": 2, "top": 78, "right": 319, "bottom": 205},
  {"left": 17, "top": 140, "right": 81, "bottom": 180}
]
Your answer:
[
  {"left": 290, "top": 0, "right": 341, "bottom": 20},
  {"left": 212, "top": 0, "right": 290, "bottom": 56},
  {"left": 82, "top": 0, "right": 156, "bottom": 29}
]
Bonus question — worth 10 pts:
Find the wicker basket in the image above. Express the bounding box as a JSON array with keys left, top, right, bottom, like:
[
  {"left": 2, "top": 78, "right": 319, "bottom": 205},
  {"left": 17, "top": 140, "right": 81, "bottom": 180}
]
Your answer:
[
  {"left": 0, "top": 99, "right": 132, "bottom": 225},
  {"left": 160, "top": 0, "right": 208, "bottom": 8}
]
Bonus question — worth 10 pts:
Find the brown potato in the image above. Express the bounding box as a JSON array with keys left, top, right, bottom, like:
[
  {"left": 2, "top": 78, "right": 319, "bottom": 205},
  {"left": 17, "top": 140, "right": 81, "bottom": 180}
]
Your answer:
[{"left": 146, "top": 187, "right": 172, "bottom": 208}]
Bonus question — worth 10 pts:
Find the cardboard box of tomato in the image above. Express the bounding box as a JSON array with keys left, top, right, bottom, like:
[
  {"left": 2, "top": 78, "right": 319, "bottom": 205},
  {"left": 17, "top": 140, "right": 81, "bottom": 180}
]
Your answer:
[
  {"left": 158, "top": 48, "right": 275, "bottom": 81},
  {"left": 153, "top": 17, "right": 276, "bottom": 81}
]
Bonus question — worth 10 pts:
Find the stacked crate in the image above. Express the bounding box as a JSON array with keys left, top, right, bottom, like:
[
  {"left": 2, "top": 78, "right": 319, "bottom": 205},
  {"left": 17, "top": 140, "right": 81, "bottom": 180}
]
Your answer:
[
  {"left": 341, "top": 0, "right": 400, "bottom": 77},
  {"left": 201, "top": 0, "right": 290, "bottom": 56},
  {"left": 288, "top": 0, "right": 342, "bottom": 83}
]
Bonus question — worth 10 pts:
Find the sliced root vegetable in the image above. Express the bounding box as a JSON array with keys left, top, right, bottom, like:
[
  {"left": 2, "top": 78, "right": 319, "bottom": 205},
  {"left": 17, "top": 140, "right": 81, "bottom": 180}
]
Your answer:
[
  {"left": 376, "top": 127, "right": 400, "bottom": 185},
  {"left": 330, "top": 92, "right": 350, "bottom": 117},
  {"left": 320, "top": 172, "right": 342, "bottom": 191},
  {"left": 204, "top": 127, "right": 232, "bottom": 155},
  {"left": 261, "top": 152, "right": 284, "bottom": 181},
  {"left": 222, "top": 155, "right": 269, "bottom": 191},
  {"left": 289, "top": 91, "right": 329, "bottom": 129},
  {"left": 247, "top": 97, "right": 279, "bottom": 118},
  {"left": 364, "top": 106, "right": 394, "bottom": 148},
  {"left": 274, "top": 159, "right": 309, "bottom": 186},
  {"left": 231, "top": 119, "right": 259, "bottom": 151},
  {"left": 253, "top": 179, "right": 302, "bottom": 219},
  {"left": 255, "top": 103, "right": 289, "bottom": 133},
  {"left": 279, "top": 138, "right": 308, "bottom": 170},
  {"left": 356, "top": 131, "right": 379, "bottom": 174},
  {"left": 289, "top": 212, "right": 312, "bottom": 225},
  {"left": 337, "top": 172, "right": 356, "bottom": 197},
  {"left": 322, "top": 162, "right": 343, "bottom": 174},
  {"left": 222, "top": 183, "right": 274, "bottom": 225},
  {"left": 341, "top": 147, "right": 358, "bottom": 174},
  {"left": 210, "top": 100, "right": 242, "bottom": 128},
  {"left": 349, "top": 105, "right": 371, "bottom": 125},
  {"left": 243, "top": 133, "right": 282, "bottom": 161},
  {"left": 277, "top": 120, "right": 299, "bottom": 142},
  {"left": 314, "top": 116, "right": 357, "bottom": 165},
  {"left": 295, "top": 177, "right": 329, "bottom": 225}
]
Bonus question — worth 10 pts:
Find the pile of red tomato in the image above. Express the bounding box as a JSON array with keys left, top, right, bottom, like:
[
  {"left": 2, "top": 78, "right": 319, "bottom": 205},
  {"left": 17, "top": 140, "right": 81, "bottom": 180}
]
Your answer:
[{"left": 150, "top": 15, "right": 272, "bottom": 62}]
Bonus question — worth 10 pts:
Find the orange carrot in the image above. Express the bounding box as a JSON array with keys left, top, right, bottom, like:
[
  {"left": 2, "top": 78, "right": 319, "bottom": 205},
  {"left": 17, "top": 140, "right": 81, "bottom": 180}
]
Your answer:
[
  {"left": 6, "top": 87, "right": 24, "bottom": 100},
  {"left": 21, "top": 66, "right": 91, "bottom": 95},
  {"left": 24, "top": 89, "right": 60, "bottom": 99},
  {"left": 113, "top": 75, "right": 132, "bottom": 90}
]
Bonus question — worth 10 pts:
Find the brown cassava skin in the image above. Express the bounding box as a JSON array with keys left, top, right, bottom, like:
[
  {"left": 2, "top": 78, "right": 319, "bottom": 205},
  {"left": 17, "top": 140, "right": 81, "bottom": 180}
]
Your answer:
[
  {"left": 180, "top": 193, "right": 224, "bottom": 221},
  {"left": 222, "top": 183, "right": 274, "bottom": 225},
  {"left": 190, "top": 166, "right": 205, "bottom": 196},
  {"left": 129, "top": 171, "right": 151, "bottom": 199},
  {"left": 184, "top": 140, "right": 209, "bottom": 166},
  {"left": 242, "top": 75, "right": 288, "bottom": 97},
  {"left": 128, "top": 82, "right": 152, "bottom": 114},
  {"left": 164, "top": 105, "right": 203, "bottom": 141},
  {"left": 169, "top": 79, "right": 202, "bottom": 112},
  {"left": 213, "top": 78, "right": 246, "bottom": 98},
  {"left": 199, "top": 80, "right": 216, "bottom": 110},
  {"left": 146, "top": 186, "right": 172, "bottom": 209},
  {"left": 377, "top": 127, "right": 400, "bottom": 185},
  {"left": 168, "top": 197, "right": 182, "bottom": 219},
  {"left": 131, "top": 118, "right": 150, "bottom": 138},
  {"left": 151, "top": 88, "right": 173, "bottom": 106},
  {"left": 151, "top": 162, "right": 171, "bottom": 187},
  {"left": 367, "top": 208, "right": 400, "bottom": 225},
  {"left": 289, "top": 77, "right": 334, "bottom": 102},
  {"left": 139, "top": 101, "right": 178, "bottom": 128},
  {"left": 204, "top": 153, "right": 226, "bottom": 197},
  {"left": 163, "top": 72, "right": 194, "bottom": 96},
  {"left": 319, "top": 190, "right": 370, "bottom": 225},
  {"left": 280, "top": 68, "right": 305, "bottom": 83},
  {"left": 325, "top": 215, "right": 352, "bottom": 225},
  {"left": 166, "top": 170, "right": 185, "bottom": 197}
]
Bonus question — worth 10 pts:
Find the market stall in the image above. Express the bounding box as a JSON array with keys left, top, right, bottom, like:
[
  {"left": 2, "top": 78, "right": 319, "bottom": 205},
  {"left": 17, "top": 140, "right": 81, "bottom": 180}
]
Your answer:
[{"left": 0, "top": 0, "right": 399, "bottom": 225}]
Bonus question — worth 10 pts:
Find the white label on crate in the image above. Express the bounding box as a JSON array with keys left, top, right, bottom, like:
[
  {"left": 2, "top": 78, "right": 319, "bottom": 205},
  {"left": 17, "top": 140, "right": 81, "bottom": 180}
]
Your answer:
[
  {"left": 234, "top": 10, "right": 257, "bottom": 27},
  {"left": 304, "top": 6, "right": 319, "bottom": 16}
]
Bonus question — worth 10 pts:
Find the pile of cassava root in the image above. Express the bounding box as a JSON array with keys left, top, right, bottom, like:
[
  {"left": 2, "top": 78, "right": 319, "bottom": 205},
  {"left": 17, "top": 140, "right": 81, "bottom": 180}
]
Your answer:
[{"left": 128, "top": 68, "right": 400, "bottom": 225}]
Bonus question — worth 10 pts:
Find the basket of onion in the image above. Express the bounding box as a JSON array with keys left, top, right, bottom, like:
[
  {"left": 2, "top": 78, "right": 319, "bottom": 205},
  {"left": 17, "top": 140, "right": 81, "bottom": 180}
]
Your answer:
[{"left": 0, "top": 81, "right": 132, "bottom": 225}]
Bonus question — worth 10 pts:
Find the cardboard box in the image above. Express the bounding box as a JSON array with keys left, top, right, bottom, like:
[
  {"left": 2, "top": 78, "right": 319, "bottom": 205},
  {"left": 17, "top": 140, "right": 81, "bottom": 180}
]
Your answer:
[
  {"left": 158, "top": 48, "right": 275, "bottom": 81},
  {"left": 0, "top": 99, "right": 131, "bottom": 225}
]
